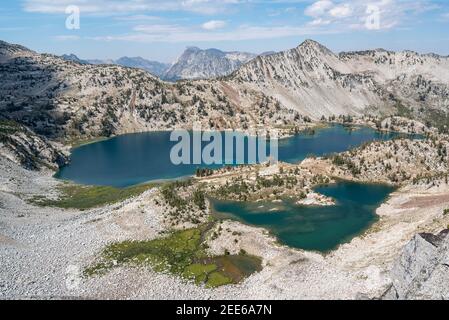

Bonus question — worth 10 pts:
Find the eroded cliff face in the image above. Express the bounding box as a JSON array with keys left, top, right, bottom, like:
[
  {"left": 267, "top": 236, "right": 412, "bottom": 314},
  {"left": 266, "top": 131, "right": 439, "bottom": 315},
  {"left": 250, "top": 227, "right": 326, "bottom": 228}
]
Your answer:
[
  {"left": 0, "top": 120, "right": 68, "bottom": 171},
  {"left": 232, "top": 40, "right": 449, "bottom": 122},
  {"left": 384, "top": 229, "right": 449, "bottom": 300}
]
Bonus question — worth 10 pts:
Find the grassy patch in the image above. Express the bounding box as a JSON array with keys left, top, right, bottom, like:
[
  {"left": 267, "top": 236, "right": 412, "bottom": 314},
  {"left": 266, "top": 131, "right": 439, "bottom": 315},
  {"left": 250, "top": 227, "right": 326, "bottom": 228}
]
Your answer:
[
  {"left": 30, "top": 183, "right": 156, "bottom": 210},
  {"left": 183, "top": 264, "right": 218, "bottom": 284},
  {"left": 206, "top": 272, "right": 232, "bottom": 288},
  {"left": 64, "top": 136, "right": 109, "bottom": 148},
  {"left": 101, "top": 228, "right": 204, "bottom": 274},
  {"left": 210, "top": 255, "right": 262, "bottom": 283},
  {"left": 85, "top": 227, "right": 262, "bottom": 288}
]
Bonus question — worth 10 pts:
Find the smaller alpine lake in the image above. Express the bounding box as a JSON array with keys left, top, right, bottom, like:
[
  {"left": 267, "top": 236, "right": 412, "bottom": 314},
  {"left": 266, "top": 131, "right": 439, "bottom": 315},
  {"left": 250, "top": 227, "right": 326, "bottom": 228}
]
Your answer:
[{"left": 212, "top": 181, "right": 396, "bottom": 252}]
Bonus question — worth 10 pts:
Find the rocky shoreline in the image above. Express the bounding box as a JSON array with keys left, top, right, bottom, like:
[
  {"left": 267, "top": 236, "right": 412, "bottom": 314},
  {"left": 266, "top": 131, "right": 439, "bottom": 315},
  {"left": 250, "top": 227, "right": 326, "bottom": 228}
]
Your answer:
[
  {"left": 1, "top": 110, "right": 448, "bottom": 300},
  {"left": 1, "top": 147, "right": 449, "bottom": 299}
]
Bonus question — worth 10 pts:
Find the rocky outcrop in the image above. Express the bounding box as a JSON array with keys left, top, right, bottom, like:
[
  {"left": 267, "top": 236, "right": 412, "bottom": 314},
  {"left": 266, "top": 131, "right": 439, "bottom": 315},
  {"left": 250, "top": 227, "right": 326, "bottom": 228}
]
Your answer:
[
  {"left": 326, "top": 136, "right": 449, "bottom": 186},
  {"left": 384, "top": 229, "right": 449, "bottom": 300},
  {"left": 0, "top": 120, "right": 68, "bottom": 171}
]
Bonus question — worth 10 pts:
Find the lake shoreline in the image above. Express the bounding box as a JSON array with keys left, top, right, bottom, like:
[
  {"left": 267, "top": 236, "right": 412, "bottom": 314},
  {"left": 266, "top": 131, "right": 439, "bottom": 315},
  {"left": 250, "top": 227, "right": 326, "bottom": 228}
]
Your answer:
[
  {"left": 1, "top": 117, "right": 448, "bottom": 300},
  {"left": 56, "top": 124, "right": 419, "bottom": 188},
  {"left": 1, "top": 156, "right": 448, "bottom": 299},
  {"left": 209, "top": 180, "right": 395, "bottom": 252}
]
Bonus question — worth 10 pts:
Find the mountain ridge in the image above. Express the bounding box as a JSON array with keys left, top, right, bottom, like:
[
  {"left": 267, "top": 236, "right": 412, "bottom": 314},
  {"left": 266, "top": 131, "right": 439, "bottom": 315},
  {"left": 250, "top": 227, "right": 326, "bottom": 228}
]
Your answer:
[
  {"left": 60, "top": 47, "right": 257, "bottom": 81},
  {"left": 0, "top": 39, "right": 296, "bottom": 141},
  {"left": 60, "top": 54, "right": 170, "bottom": 77},
  {"left": 229, "top": 39, "right": 449, "bottom": 121},
  {"left": 1, "top": 39, "right": 449, "bottom": 144}
]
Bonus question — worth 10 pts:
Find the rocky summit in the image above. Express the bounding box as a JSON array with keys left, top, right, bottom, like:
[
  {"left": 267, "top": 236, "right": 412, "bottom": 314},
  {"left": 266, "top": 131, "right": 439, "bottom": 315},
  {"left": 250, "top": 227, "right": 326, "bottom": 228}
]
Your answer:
[
  {"left": 233, "top": 39, "right": 449, "bottom": 121},
  {"left": 163, "top": 46, "right": 256, "bottom": 81}
]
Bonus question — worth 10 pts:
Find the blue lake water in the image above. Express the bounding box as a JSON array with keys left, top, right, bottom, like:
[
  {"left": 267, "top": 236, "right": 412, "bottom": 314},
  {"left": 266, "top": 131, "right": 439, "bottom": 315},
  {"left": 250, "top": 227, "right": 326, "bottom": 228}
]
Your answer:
[
  {"left": 212, "top": 182, "right": 395, "bottom": 252},
  {"left": 55, "top": 124, "right": 415, "bottom": 252},
  {"left": 56, "top": 125, "right": 412, "bottom": 187}
]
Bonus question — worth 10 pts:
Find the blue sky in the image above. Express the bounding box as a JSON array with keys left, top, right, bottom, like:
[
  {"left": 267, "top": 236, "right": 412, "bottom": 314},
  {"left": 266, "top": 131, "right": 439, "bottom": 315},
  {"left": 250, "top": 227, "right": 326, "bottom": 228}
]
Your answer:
[{"left": 1, "top": 0, "right": 449, "bottom": 63}]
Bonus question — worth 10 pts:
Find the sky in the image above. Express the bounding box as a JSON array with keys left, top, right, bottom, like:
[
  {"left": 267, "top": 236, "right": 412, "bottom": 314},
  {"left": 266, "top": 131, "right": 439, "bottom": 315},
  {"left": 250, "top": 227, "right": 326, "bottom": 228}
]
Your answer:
[{"left": 0, "top": 0, "right": 449, "bottom": 63}]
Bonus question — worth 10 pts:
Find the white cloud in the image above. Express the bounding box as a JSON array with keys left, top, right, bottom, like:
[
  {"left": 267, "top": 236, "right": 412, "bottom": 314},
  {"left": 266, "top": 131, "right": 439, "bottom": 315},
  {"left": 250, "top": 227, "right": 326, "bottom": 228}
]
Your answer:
[
  {"left": 54, "top": 35, "right": 80, "bottom": 41},
  {"left": 329, "top": 4, "right": 352, "bottom": 18},
  {"left": 23, "top": 0, "right": 243, "bottom": 15},
  {"left": 309, "top": 18, "right": 331, "bottom": 26},
  {"left": 202, "top": 20, "right": 227, "bottom": 30},
  {"left": 305, "top": 0, "right": 334, "bottom": 18},
  {"left": 87, "top": 24, "right": 333, "bottom": 43},
  {"left": 304, "top": 0, "right": 432, "bottom": 31},
  {"left": 77, "top": 0, "right": 436, "bottom": 44},
  {"left": 133, "top": 24, "right": 186, "bottom": 33},
  {"left": 114, "top": 15, "right": 161, "bottom": 22},
  {"left": 24, "top": 0, "right": 440, "bottom": 45}
]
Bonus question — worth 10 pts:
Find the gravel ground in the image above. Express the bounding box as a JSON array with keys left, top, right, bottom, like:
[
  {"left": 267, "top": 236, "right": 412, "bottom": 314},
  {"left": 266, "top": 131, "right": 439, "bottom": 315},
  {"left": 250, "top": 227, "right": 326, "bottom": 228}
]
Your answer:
[{"left": 1, "top": 156, "right": 448, "bottom": 300}]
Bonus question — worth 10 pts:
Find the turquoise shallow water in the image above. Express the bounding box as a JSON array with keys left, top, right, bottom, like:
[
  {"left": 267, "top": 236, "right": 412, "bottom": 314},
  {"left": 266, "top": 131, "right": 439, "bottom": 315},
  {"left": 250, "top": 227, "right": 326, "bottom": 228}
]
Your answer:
[
  {"left": 212, "top": 181, "right": 396, "bottom": 252},
  {"left": 55, "top": 125, "right": 409, "bottom": 251},
  {"left": 56, "top": 125, "right": 412, "bottom": 187}
]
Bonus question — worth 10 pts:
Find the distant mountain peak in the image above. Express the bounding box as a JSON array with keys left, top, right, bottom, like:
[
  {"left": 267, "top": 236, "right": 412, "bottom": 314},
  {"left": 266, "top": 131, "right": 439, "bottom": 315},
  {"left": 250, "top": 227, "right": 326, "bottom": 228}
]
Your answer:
[
  {"left": 117, "top": 56, "right": 144, "bottom": 61},
  {"left": 163, "top": 47, "right": 256, "bottom": 81},
  {"left": 300, "top": 39, "right": 321, "bottom": 46},
  {"left": 60, "top": 54, "right": 88, "bottom": 64},
  {"left": 114, "top": 57, "right": 170, "bottom": 77},
  {"left": 59, "top": 54, "right": 170, "bottom": 77},
  {"left": 62, "top": 53, "right": 79, "bottom": 59},
  {"left": 297, "top": 39, "right": 334, "bottom": 56}
]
